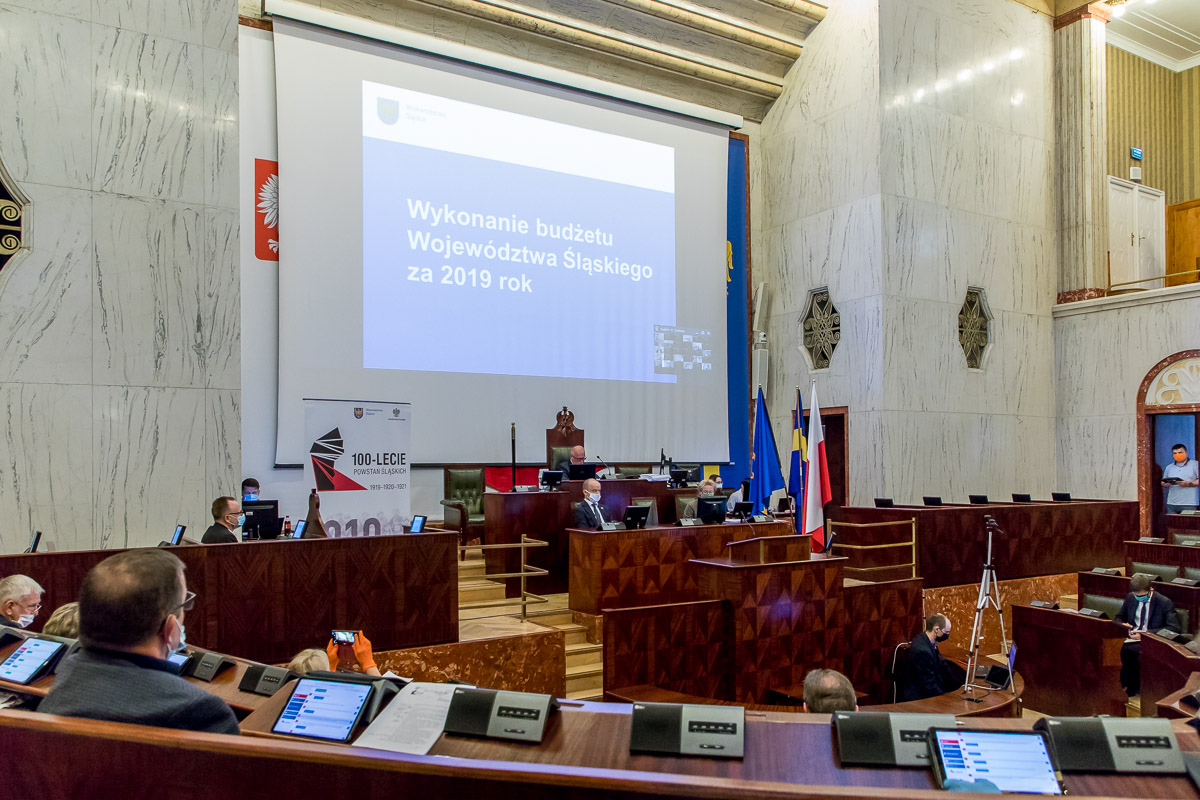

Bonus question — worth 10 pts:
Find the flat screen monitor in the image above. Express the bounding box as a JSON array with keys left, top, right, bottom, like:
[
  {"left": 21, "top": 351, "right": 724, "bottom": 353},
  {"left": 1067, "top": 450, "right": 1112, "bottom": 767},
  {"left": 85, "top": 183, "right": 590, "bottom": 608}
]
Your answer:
[
  {"left": 25, "top": 530, "right": 41, "bottom": 554},
  {"left": 669, "top": 469, "right": 689, "bottom": 488},
  {"left": 170, "top": 525, "right": 186, "bottom": 546},
  {"left": 541, "top": 469, "right": 564, "bottom": 490},
  {"left": 731, "top": 501, "right": 753, "bottom": 520},
  {"left": 697, "top": 497, "right": 726, "bottom": 525},
  {"left": 1052, "top": 492, "right": 1071, "bottom": 502},
  {"left": 292, "top": 520, "right": 307, "bottom": 539},
  {"left": 621, "top": 504, "right": 651, "bottom": 530},
  {"left": 1012, "top": 493, "right": 1032, "bottom": 503},
  {"left": 776, "top": 496, "right": 792, "bottom": 513},
  {"left": 568, "top": 464, "right": 599, "bottom": 481},
  {"left": 968, "top": 495, "right": 988, "bottom": 505},
  {"left": 271, "top": 677, "right": 373, "bottom": 742},
  {"left": 409, "top": 515, "right": 426, "bottom": 534},
  {"left": 0, "top": 637, "right": 65, "bottom": 684},
  {"left": 243, "top": 500, "right": 281, "bottom": 539},
  {"left": 873, "top": 498, "right": 894, "bottom": 508},
  {"left": 922, "top": 496, "right": 943, "bottom": 507},
  {"left": 929, "top": 729, "right": 1062, "bottom": 795}
]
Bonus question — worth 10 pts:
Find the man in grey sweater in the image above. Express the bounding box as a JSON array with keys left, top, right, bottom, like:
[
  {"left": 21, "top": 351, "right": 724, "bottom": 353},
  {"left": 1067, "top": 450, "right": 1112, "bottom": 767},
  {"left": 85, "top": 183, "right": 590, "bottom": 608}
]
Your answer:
[{"left": 39, "top": 548, "right": 238, "bottom": 735}]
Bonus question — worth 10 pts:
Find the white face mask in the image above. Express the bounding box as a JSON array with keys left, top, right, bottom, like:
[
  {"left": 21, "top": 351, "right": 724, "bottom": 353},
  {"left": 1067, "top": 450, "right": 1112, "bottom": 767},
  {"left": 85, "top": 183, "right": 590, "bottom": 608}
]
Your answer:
[
  {"left": 588, "top": 492, "right": 601, "bottom": 503},
  {"left": 169, "top": 620, "right": 187, "bottom": 654},
  {"left": 715, "top": 481, "right": 723, "bottom": 489},
  {"left": 16, "top": 614, "right": 35, "bottom": 629}
]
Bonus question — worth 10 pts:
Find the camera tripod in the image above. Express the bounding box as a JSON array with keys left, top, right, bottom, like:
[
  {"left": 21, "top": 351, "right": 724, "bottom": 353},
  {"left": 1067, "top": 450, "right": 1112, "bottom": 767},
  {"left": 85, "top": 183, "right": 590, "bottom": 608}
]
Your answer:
[{"left": 963, "top": 514, "right": 1010, "bottom": 695}]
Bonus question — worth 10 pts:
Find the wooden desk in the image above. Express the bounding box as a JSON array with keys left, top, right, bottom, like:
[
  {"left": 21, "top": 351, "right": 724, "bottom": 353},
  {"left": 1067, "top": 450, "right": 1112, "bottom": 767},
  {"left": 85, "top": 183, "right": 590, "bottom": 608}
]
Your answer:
[
  {"left": 22, "top": 701, "right": 1181, "bottom": 799},
  {"left": 0, "top": 532, "right": 458, "bottom": 663},
  {"left": 833, "top": 500, "right": 1137, "bottom": 587},
  {"left": 484, "top": 479, "right": 695, "bottom": 596},
  {"left": 1011, "top": 604, "right": 1129, "bottom": 717},
  {"left": 1160, "top": 672, "right": 1200, "bottom": 719},
  {"left": 568, "top": 520, "right": 792, "bottom": 615},
  {"left": 1169, "top": 514, "right": 1200, "bottom": 542},
  {"left": 0, "top": 638, "right": 55, "bottom": 698},
  {"left": 1126, "top": 539, "right": 1200, "bottom": 577},
  {"left": 1078, "top": 570, "right": 1200, "bottom": 634},
  {"left": 1141, "top": 632, "right": 1200, "bottom": 718}
]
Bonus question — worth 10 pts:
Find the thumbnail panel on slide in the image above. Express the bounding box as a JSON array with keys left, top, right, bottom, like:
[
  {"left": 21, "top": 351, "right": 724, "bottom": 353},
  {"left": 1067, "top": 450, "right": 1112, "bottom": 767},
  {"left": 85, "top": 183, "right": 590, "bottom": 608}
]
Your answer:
[{"left": 362, "top": 81, "right": 680, "bottom": 384}]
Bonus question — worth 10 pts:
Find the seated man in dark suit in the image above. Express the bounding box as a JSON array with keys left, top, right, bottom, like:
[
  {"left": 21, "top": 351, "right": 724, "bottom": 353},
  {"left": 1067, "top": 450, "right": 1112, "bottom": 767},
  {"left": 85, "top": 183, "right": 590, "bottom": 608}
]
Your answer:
[
  {"left": 39, "top": 548, "right": 239, "bottom": 735},
  {"left": 572, "top": 479, "right": 609, "bottom": 530},
  {"left": 1115, "top": 572, "right": 1181, "bottom": 696},
  {"left": 556, "top": 445, "right": 587, "bottom": 477},
  {"left": 803, "top": 668, "right": 857, "bottom": 713},
  {"left": 901, "top": 613, "right": 955, "bottom": 701},
  {"left": 201, "top": 496, "right": 242, "bottom": 544}
]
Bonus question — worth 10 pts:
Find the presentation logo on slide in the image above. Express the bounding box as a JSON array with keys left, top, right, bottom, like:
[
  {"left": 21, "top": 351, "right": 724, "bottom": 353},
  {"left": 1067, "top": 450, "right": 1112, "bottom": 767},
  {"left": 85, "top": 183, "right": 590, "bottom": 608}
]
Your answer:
[
  {"left": 361, "top": 81, "right": 681, "bottom": 384},
  {"left": 310, "top": 428, "right": 368, "bottom": 492}
]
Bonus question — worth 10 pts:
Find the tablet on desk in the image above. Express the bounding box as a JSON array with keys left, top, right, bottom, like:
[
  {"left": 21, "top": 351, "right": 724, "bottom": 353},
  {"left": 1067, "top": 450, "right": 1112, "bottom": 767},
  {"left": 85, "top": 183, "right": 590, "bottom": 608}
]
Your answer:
[
  {"left": 292, "top": 520, "right": 306, "bottom": 539},
  {"left": 409, "top": 515, "right": 426, "bottom": 534},
  {"left": 271, "top": 678, "right": 373, "bottom": 742},
  {"left": 0, "top": 637, "right": 65, "bottom": 685},
  {"left": 929, "top": 728, "right": 1063, "bottom": 795}
]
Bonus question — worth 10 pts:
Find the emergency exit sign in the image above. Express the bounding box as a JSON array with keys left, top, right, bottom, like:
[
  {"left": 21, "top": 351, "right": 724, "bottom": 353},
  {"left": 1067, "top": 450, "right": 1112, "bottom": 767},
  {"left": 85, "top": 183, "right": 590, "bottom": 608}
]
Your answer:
[{"left": 1131, "top": 147, "right": 1144, "bottom": 160}]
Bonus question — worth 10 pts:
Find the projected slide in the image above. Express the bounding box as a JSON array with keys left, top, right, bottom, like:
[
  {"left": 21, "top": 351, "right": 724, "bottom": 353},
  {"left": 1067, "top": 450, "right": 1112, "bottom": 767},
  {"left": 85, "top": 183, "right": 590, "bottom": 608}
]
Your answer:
[{"left": 362, "top": 81, "right": 677, "bottom": 383}]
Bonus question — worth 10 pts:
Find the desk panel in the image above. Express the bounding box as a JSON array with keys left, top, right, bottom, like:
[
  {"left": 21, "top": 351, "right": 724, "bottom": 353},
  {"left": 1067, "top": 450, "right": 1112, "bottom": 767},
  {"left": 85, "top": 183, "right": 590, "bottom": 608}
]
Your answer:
[
  {"left": 1141, "top": 632, "right": 1200, "bottom": 718},
  {"left": 834, "top": 500, "right": 1136, "bottom": 587},
  {"left": 0, "top": 533, "right": 458, "bottom": 663}
]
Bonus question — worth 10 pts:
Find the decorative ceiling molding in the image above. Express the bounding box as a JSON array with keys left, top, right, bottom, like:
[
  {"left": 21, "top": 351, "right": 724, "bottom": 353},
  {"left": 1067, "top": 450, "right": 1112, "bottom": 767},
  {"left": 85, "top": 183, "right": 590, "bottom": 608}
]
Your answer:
[
  {"left": 1107, "top": 29, "right": 1200, "bottom": 72},
  {"left": 266, "top": 0, "right": 827, "bottom": 121}
]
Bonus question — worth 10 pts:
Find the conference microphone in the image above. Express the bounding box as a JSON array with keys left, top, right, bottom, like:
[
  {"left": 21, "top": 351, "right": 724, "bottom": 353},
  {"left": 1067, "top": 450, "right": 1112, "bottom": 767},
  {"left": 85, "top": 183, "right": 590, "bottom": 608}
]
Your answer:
[{"left": 595, "top": 455, "right": 610, "bottom": 478}]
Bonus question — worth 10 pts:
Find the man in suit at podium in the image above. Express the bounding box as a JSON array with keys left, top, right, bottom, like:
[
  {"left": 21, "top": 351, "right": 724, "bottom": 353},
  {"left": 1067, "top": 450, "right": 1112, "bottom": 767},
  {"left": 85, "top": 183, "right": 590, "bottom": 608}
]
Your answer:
[
  {"left": 556, "top": 445, "right": 587, "bottom": 477},
  {"left": 901, "top": 614, "right": 954, "bottom": 701},
  {"left": 1115, "top": 572, "right": 1181, "bottom": 696},
  {"left": 572, "top": 479, "right": 608, "bottom": 530}
]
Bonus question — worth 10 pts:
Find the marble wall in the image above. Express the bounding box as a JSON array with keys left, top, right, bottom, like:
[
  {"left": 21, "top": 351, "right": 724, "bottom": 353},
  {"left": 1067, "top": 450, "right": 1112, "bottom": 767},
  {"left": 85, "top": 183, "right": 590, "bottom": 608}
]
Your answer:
[
  {"left": 0, "top": 0, "right": 240, "bottom": 554},
  {"left": 758, "top": 0, "right": 1057, "bottom": 506},
  {"left": 1054, "top": 287, "right": 1200, "bottom": 500}
]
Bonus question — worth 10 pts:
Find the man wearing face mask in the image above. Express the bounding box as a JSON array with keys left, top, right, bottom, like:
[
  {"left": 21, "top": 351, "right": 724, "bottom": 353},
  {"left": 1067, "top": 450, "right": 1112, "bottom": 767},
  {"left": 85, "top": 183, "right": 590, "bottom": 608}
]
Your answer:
[
  {"left": 900, "top": 614, "right": 954, "bottom": 701},
  {"left": 201, "top": 496, "right": 243, "bottom": 544},
  {"left": 39, "top": 549, "right": 239, "bottom": 734},
  {"left": 1115, "top": 573, "right": 1181, "bottom": 697},
  {"left": 572, "top": 479, "right": 609, "bottom": 530},
  {"left": 241, "top": 477, "right": 261, "bottom": 502},
  {"left": 1162, "top": 444, "right": 1200, "bottom": 515},
  {"left": 0, "top": 574, "right": 43, "bottom": 630}
]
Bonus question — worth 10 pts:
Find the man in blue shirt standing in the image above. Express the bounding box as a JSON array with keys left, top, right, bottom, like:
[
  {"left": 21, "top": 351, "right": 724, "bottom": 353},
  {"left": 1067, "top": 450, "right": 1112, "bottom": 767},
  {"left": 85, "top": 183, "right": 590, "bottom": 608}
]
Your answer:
[{"left": 1163, "top": 444, "right": 1200, "bottom": 515}]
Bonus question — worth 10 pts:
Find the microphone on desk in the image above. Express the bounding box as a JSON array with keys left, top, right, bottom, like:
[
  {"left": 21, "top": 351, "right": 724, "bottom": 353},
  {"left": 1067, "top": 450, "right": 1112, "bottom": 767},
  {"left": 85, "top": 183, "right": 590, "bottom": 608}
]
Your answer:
[{"left": 596, "top": 455, "right": 610, "bottom": 477}]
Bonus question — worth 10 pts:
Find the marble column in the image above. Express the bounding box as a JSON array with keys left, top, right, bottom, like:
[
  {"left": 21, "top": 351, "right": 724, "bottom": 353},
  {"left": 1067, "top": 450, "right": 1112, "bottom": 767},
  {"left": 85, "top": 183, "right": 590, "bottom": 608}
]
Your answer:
[{"left": 1054, "top": 4, "right": 1109, "bottom": 303}]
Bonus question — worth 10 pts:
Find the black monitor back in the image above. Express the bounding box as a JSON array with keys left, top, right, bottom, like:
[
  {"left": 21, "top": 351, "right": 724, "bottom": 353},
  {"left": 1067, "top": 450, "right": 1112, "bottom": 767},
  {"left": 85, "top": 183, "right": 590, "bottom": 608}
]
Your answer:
[
  {"left": 874, "top": 497, "right": 894, "bottom": 508},
  {"left": 568, "top": 464, "right": 599, "bottom": 481},
  {"left": 243, "top": 500, "right": 281, "bottom": 539},
  {"left": 697, "top": 497, "right": 726, "bottom": 525},
  {"left": 1052, "top": 492, "right": 1071, "bottom": 502},
  {"left": 1012, "top": 493, "right": 1032, "bottom": 503},
  {"left": 922, "top": 496, "right": 942, "bottom": 507},
  {"left": 968, "top": 495, "right": 988, "bottom": 505}
]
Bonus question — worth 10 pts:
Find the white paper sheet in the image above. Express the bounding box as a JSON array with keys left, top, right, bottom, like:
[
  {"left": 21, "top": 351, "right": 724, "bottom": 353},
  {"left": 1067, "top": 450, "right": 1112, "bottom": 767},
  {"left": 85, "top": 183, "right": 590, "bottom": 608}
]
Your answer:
[{"left": 353, "top": 682, "right": 458, "bottom": 755}]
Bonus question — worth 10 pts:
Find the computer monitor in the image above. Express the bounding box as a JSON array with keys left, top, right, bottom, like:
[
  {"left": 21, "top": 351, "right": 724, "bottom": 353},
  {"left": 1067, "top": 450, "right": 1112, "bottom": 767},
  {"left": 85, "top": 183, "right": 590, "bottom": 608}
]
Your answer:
[
  {"left": 621, "top": 505, "right": 652, "bottom": 530},
  {"left": 968, "top": 495, "right": 988, "bottom": 505},
  {"left": 669, "top": 469, "right": 689, "bottom": 488},
  {"left": 292, "top": 520, "right": 307, "bottom": 539},
  {"left": 1012, "top": 493, "right": 1032, "bottom": 503},
  {"left": 568, "top": 464, "right": 599, "bottom": 481},
  {"left": 776, "top": 496, "right": 792, "bottom": 513},
  {"left": 409, "top": 515, "right": 426, "bottom": 534},
  {"left": 1051, "top": 492, "right": 1071, "bottom": 502},
  {"left": 731, "top": 501, "right": 753, "bottom": 520},
  {"left": 873, "top": 498, "right": 894, "bottom": 508},
  {"left": 170, "top": 525, "right": 186, "bottom": 546},
  {"left": 242, "top": 500, "right": 281, "bottom": 539},
  {"left": 922, "top": 496, "right": 943, "bottom": 507},
  {"left": 541, "top": 469, "right": 564, "bottom": 490},
  {"left": 697, "top": 497, "right": 726, "bottom": 525}
]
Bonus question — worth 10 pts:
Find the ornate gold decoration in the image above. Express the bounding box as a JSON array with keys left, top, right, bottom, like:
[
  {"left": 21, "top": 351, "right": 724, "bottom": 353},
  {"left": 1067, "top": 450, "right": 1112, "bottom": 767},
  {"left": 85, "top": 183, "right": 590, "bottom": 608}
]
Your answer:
[
  {"left": 801, "top": 287, "right": 841, "bottom": 370},
  {"left": 958, "top": 288, "right": 991, "bottom": 370},
  {"left": 0, "top": 157, "right": 30, "bottom": 274},
  {"left": 1146, "top": 358, "right": 1200, "bottom": 406}
]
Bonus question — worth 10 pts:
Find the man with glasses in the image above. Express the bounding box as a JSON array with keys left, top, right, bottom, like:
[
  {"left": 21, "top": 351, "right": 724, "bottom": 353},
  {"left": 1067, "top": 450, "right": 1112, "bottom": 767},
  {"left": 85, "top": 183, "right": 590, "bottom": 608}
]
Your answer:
[
  {"left": 39, "top": 549, "right": 239, "bottom": 734},
  {"left": 0, "top": 574, "right": 43, "bottom": 629},
  {"left": 201, "top": 496, "right": 243, "bottom": 544}
]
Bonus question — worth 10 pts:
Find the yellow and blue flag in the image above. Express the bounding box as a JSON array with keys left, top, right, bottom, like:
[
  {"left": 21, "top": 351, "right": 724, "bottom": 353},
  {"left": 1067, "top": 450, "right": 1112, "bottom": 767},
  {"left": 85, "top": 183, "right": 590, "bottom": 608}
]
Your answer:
[
  {"left": 748, "top": 387, "right": 786, "bottom": 515},
  {"left": 788, "top": 387, "right": 807, "bottom": 531}
]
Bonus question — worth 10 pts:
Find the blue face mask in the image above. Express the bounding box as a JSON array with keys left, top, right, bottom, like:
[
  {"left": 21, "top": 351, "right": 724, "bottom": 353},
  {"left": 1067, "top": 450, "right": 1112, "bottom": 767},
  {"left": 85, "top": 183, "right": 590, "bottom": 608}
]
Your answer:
[
  {"left": 1137, "top": 594, "right": 1150, "bottom": 603},
  {"left": 236, "top": 514, "right": 246, "bottom": 528},
  {"left": 244, "top": 492, "right": 258, "bottom": 501}
]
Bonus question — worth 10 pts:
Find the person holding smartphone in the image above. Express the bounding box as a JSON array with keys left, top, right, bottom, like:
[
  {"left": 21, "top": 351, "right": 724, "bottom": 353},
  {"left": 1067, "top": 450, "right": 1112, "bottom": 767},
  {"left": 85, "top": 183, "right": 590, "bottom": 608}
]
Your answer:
[
  {"left": 1163, "top": 444, "right": 1200, "bottom": 515},
  {"left": 326, "top": 630, "right": 381, "bottom": 677}
]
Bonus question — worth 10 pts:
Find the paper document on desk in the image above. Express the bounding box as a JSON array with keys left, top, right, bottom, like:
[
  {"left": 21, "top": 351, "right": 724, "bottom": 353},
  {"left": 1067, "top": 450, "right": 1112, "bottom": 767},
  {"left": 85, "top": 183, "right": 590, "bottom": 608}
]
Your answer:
[{"left": 353, "top": 682, "right": 457, "bottom": 755}]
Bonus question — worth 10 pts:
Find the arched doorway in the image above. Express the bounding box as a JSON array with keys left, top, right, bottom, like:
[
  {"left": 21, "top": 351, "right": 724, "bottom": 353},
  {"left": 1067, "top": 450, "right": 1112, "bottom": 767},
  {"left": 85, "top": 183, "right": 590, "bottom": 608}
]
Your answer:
[{"left": 1138, "top": 350, "right": 1200, "bottom": 537}]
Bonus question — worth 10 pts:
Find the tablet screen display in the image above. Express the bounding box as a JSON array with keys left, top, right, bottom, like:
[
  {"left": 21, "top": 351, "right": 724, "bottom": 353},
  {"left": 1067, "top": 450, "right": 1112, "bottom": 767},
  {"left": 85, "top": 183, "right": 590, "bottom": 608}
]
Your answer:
[
  {"left": 0, "top": 638, "right": 64, "bottom": 684},
  {"left": 272, "top": 678, "right": 372, "bottom": 742},
  {"left": 167, "top": 652, "right": 190, "bottom": 668},
  {"left": 410, "top": 515, "right": 426, "bottom": 533},
  {"left": 932, "top": 730, "right": 1061, "bottom": 794},
  {"left": 292, "top": 520, "right": 306, "bottom": 539}
]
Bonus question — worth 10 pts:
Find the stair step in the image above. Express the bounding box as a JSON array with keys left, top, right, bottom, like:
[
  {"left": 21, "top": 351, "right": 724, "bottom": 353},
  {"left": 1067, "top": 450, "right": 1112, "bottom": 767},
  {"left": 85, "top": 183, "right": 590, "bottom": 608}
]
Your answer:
[
  {"left": 566, "top": 642, "right": 603, "bottom": 668},
  {"left": 457, "top": 558, "right": 487, "bottom": 579},
  {"left": 565, "top": 663, "right": 603, "bottom": 694},
  {"left": 566, "top": 688, "right": 604, "bottom": 701},
  {"left": 550, "top": 623, "right": 589, "bottom": 646},
  {"left": 458, "top": 580, "right": 507, "bottom": 604},
  {"left": 523, "top": 610, "right": 575, "bottom": 626}
]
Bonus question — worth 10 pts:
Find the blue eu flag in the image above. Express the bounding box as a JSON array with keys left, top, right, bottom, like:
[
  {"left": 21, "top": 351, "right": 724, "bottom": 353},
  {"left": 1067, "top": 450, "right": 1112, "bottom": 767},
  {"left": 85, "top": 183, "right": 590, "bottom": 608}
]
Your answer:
[{"left": 748, "top": 387, "right": 786, "bottom": 515}]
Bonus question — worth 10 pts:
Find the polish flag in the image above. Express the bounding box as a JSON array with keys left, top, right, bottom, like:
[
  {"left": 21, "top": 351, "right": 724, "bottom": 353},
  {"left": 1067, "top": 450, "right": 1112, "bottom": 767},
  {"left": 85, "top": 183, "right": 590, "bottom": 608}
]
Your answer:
[{"left": 803, "top": 383, "right": 833, "bottom": 552}]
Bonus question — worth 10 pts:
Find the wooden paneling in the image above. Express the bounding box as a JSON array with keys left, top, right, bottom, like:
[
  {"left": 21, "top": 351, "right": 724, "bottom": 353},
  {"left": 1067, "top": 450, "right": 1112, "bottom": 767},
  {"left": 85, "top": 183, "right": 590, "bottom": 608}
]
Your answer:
[
  {"left": 602, "top": 600, "right": 733, "bottom": 701},
  {"left": 833, "top": 501, "right": 1136, "bottom": 588},
  {"left": 1125, "top": 540, "right": 1200, "bottom": 577},
  {"left": 1079, "top": 570, "right": 1200, "bottom": 634},
  {"left": 5, "top": 707, "right": 1200, "bottom": 799},
  {"left": 374, "top": 628, "right": 566, "bottom": 697},
  {"left": 1140, "top": 632, "right": 1200, "bottom": 719},
  {"left": 484, "top": 479, "right": 695, "bottom": 597},
  {"left": 569, "top": 520, "right": 791, "bottom": 614},
  {"left": 0, "top": 533, "right": 459, "bottom": 663},
  {"left": 1011, "top": 603, "right": 1129, "bottom": 717},
  {"left": 844, "top": 578, "right": 925, "bottom": 704},
  {"left": 1167, "top": 199, "right": 1200, "bottom": 286}
]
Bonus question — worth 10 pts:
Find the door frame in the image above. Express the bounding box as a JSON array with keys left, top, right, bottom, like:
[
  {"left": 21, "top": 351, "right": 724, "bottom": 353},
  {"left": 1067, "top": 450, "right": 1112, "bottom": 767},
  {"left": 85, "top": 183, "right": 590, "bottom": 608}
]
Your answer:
[{"left": 1137, "top": 349, "right": 1200, "bottom": 537}]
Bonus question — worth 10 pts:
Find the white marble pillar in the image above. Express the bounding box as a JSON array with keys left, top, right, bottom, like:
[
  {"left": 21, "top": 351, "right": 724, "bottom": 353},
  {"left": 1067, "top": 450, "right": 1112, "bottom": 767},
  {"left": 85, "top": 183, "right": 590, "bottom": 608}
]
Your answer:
[{"left": 1053, "top": 6, "right": 1109, "bottom": 303}]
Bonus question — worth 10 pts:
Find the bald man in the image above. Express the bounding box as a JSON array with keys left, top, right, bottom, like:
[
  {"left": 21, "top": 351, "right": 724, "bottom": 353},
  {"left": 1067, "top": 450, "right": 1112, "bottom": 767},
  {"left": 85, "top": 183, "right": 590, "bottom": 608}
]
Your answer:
[
  {"left": 556, "top": 445, "right": 587, "bottom": 478},
  {"left": 572, "top": 479, "right": 609, "bottom": 530}
]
